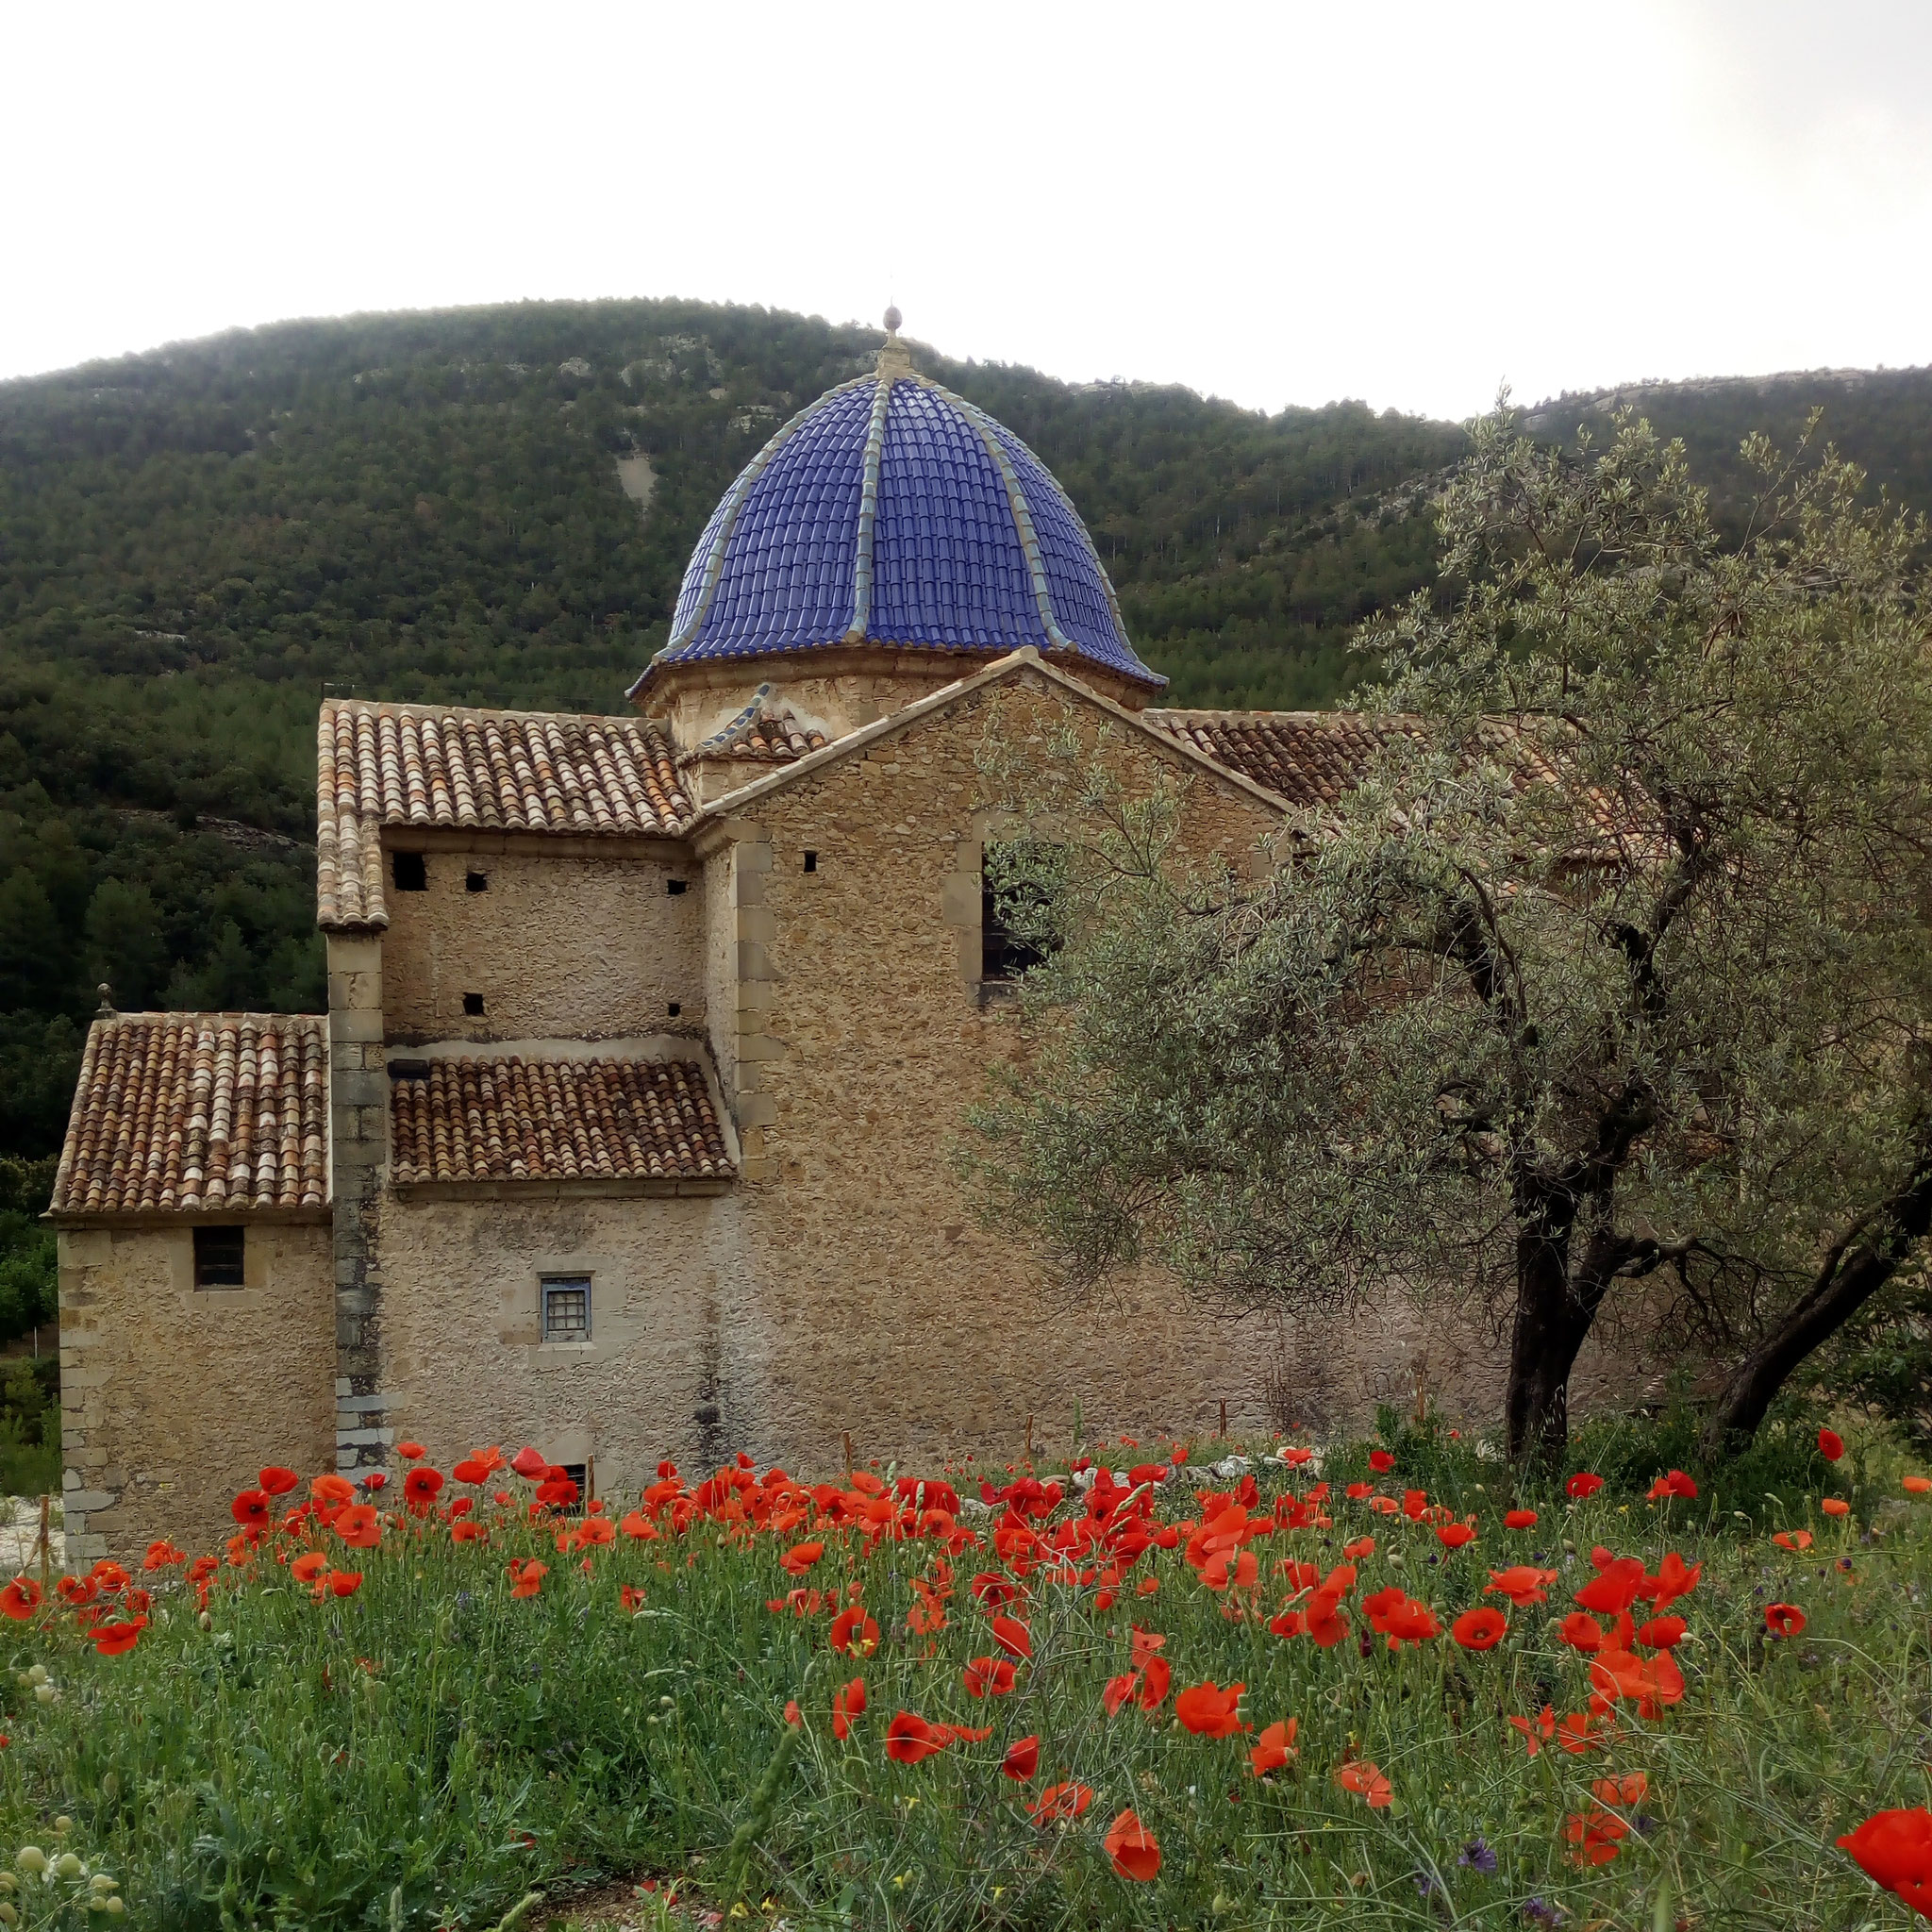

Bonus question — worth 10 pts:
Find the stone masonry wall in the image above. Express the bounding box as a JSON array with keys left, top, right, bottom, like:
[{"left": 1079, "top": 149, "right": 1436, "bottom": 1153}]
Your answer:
[
  {"left": 381, "top": 845, "right": 703, "bottom": 1045},
  {"left": 58, "top": 1221, "right": 334, "bottom": 1561}
]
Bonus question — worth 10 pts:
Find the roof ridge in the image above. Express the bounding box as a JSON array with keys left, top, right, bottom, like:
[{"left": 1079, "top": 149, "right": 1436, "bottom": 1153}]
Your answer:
[{"left": 323, "top": 696, "right": 649, "bottom": 728}]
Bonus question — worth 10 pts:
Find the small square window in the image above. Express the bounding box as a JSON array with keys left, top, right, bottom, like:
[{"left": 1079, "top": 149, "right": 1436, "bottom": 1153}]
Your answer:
[
  {"left": 462, "top": 992, "right": 485, "bottom": 1017},
  {"left": 541, "top": 1276, "right": 591, "bottom": 1344},
  {"left": 803, "top": 850, "right": 818, "bottom": 873},
  {"left": 466, "top": 871, "right": 488, "bottom": 893},
  {"left": 666, "top": 878, "right": 688, "bottom": 896},
  {"left": 193, "top": 1225, "right": 245, "bottom": 1288},
  {"left": 392, "top": 851, "right": 427, "bottom": 891}
]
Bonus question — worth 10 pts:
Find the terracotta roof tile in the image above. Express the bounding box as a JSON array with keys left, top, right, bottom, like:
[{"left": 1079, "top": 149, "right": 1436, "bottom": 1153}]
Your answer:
[
  {"left": 390, "top": 1056, "right": 734, "bottom": 1185},
  {"left": 53, "top": 1013, "right": 329, "bottom": 1216},
  {"left": 1146, "top": 709, "right": 1426, "bottom": 806},
  {"left": 317, "top": 701, "right": 694, "bottom": 930},
  {"left": 680, "top": 687, "right": 831, "bottom": 767}
]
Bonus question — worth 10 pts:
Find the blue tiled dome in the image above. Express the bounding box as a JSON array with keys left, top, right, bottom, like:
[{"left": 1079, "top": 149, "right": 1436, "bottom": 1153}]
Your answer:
[{"left": 635, "top": 354, "right": 1162, "bottom": 692}]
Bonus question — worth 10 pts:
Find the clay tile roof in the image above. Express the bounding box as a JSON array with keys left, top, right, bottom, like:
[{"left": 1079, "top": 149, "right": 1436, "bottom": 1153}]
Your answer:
[
  {"left": 679, "top": 685, "right": 831, "bottom": 767},
  {"left": 1145, "top": 709, "right": 1427, "bottom": 807},
  {"left": 53, "top": 1013, "right": 330, "bottom": 1217},
  {"left": 390, "top": 1056, "right": 735, "bottom": 1186},
  {"left": 317, "top": 701, "right": 694, "bottom": 931}
]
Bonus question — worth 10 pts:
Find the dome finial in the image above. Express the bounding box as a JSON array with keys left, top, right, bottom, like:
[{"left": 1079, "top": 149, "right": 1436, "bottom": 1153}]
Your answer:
[
  {"left": 883, "top": 303, "right": 902, "bottom": 336},
  {"left": 875, "top": 303, "right": 915, "bottom": 382}
]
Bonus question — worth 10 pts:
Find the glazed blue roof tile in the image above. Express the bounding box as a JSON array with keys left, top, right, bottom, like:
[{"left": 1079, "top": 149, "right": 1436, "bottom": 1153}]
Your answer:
[{"left": 643, "top": 358, "right": 1160, "bottom": 690}]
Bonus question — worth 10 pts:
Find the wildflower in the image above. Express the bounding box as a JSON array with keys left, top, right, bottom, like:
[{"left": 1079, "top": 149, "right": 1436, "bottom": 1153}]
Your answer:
[
  {"left": 1335, "top": 1759, "right": 1392, "bottom": 1807},
  {"left": 452, "top": 1522, "right": 484, "bottom": 1544},
  {"left": 326, "top": 1571, "right": 362, "bottom": 1599},
  {"left": 507, "top": 1558, "right": 546, "bottom": 1599},
  {"left": 230, "top": 1490, "right": 271, "bottom": 1532},
  {"left": 1564, "top": 1807, "right": 1628, "bottom": 1865},
  {"left": 783, "top": 1700, "right": 802, "bottom": 1727},
  {"left": 963, "top": 1657, "right": 1016, "bottom": 1698},
  {"left": 1822, "top": 1497, "right": 1851, "bottom": 1518},
  {"left": 1175, "top": 1680, "right": 1248, "bottom": 1738},
  {"left": 291, "top": 1552, "right": 328, "bottom": 1585},
  {"left": 452, "top": 1457, "right": 493, "bottom": 1486},
  {"left": 885, "top": 1712, "right": 953, "bottom": 1763},
  {"left": 1837, "top": 1807, "right": 1932, "bottom": 1917},
  {"left": 510, "top": 1446, "right": 549, "bottom": 1480},
  {"left": 1505, "top": 1508, "right": 1538, "bottom": 1529},
  {"left": 1001, "top": 1734, "right": 1039, "bottom": 1780},
  {"left": 334, "top": 1506, "right": 381, "bottom": 1550},
  {"left": 1342, "top": 1536, "right": 1374, "bottom": 1560},
  {"left": 1452, "top": 1607, "right": 1507, "bottom": 1650},
  {"left": 0, "top": 1579, "right": 41, "bottom": 1623},
  {"left": 1764, "top": 1602, "right": 1807, "bottom": 1638},
  {"left": 1486, "top": 1565, "right": 1557, "bottom": 1607},
  {"left": 1369, "top": 1450, "right": 1395, "bottom": 1473},
  {"left": 1818, "top": 1427, "right": 1845, "bottom": 1461},
  {"left": 1382, "top": 1599, "right": 1441, "bottom": 1649},
  {"left": 363, "top": 1472, "right": 388, "bottom": 1491},
  {"left": 1508, "top": 1706, "right": 1556, "bottom": 1755},
  {"left": 829, "top": 1607, "right": 879, "bottom": 1657},
  {"left": 1248, "top": 1718, "right": 1297, "bottom": 1775},
  {"left": 1103, "top": 1809, "right": 1161, "bottom": 1881},
  {"left": 1646, "top": 1470, "right": 1698, "bottom": 1502},
  {"left": 969, "top": 1572, "right": 1025, "bottom": 1608},
  {"left": 536, "top": 1474, "right": 579, "bottom": 1509},
  {"left": 779, "top": 1540, "right": 824, "bottom": 1576},
  {"left": 1565, "top": 1473, "right": 1604, "bottom": 1500},
  {"left": 1636, "top": 1615, "right": 1687, "bottom": 1649},
  {"left": 1437, "top": 1521, "right": 1477, "bottom": 1551},
  {"left": 1458, "top": 1837, "right": 1498, "bottom": 1874},
  {"left": 1592, "top": 1772, "right": 1649, "bottom": 1807},
  {"left": 831, "top": 1677, "right": 866, "bottom": 1740},
  {"left": 1642, "top": 1552, "right": 1702, "bottom": 1611},
  {"left": 397, "top": 1441, "right": 426, "bottom": 1461},
  {"left": 258, "top": 1466, "right": 299, "bottom": 1496},
  {"left": 1556, "top": 1710, "right": 1609, "bottom": 1753},
  {"left": 311, "top": 1474, "right": 356, "bottom": 1508},
  {"left": 1773, "top": 1530, "right": 1813, "bottom": 1553},
  {"left": 1574, "top": 1557, "right": 1647, "bottom": 1615},
  {"left": 1589, "top": 1647, "right": 1686, "bottom": 1720},
  {"left": 91, "top": 1618, "right": 145, "bottom": 1657},
  {"left": 1028, "top": 1781, "right": 1093, "bottom": 1824},
  {"left": 1345, "top": 1481, "right": 1374, "bottom": 1500},
  {"left": 620, "top": 1585, "right": 647, "bottom": 1614},
  {"left": 1905, "top": 1476, "right": 1932, "bottom": 1496},
  {"left": 403, "top": 1468, "right": 444, "bottom": 1512},
  {"left": 990, "top": 1614, "right": 1032, "bottom": 1660},
  {"left": 1559, "top": 1612, "right": 1605, "bottom": 1653}
]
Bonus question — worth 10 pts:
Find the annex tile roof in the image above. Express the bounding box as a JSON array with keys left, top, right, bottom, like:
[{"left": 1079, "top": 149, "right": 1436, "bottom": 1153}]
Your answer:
[
  {"left": 1146, "top": 709, "right": 1426, "bottom": 806},
  {"left": 53, "top": 1013, "right": 329, "bottom": 1217},
  {"left": 679, "top": 684, "right": 831, "bottom": 767},
  {"left": 633, "top": 328, "right": 1162, "bottom": 696},
  {"left": 390, "top": 1056, "right": 734, "bottom": 1186},
  {"left": 317, "top": 701, "right": 693, "bottom": 930}
]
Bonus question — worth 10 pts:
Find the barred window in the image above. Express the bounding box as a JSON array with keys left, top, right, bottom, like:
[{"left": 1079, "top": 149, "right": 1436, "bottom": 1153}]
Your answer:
[
  {"left": 193, "top": 1225, "right": 245, "bottom": 1288},
  {"left": 541, "top": 1276, "right": 591, "bottom": 1343}
]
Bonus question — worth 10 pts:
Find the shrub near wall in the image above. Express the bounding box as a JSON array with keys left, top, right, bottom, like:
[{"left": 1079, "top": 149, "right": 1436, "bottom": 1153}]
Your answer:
[{"left": 0, "top": 1433, "right": 1926, "bottom": 1928}]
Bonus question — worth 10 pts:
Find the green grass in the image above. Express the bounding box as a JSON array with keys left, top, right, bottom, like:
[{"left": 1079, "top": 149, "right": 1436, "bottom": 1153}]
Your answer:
[
  {"left": 0, "top": 1440, "right": 59, "bottom": 1507},
  {"left": 0, "top": 1424, "right": 1923, "bottom": 1930}
]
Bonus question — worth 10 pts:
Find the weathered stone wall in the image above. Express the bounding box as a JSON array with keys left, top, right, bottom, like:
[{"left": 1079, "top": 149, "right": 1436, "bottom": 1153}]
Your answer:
[
  {"left": 381, "top": 844, "right": 703, "bottom": 1045},
  {"left": 57, "top": 1220, "right": 334, "bottom": 1562}
]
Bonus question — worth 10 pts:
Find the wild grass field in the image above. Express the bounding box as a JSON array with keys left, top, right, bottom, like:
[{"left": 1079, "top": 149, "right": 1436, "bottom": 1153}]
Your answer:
[{"left": 0, "top": 1414, "right": 1925, "bottom": 1931}]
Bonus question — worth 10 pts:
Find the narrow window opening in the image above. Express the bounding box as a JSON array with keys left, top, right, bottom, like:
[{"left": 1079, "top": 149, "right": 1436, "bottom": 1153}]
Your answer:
[
  {"left": 803, "top": 850, "right": 818, "bottom": 873},
  {"left": 541, "top": 1275, "right": 591, "bottom": 1344},
  {"left": 666, "top": 878, "right": 688, "bottom": 896},
  {"left": 981, "top": 842, "right": 1054, "bottom": 983},
  {"left": 554, "top": 1461, "right": 589, "bottom": 1516},
  {"left": 466, "top": 871, "right": 488, "bottom": 893},
  {"left": 667, "top": 1002, "right": 681, "bottom": 1018},
  {"left": 391, "top": 851, "right": 427, "bottom": 892},
  {"left": 193, "top": 1225, "right": 246, "bottom": 1289},
  {"left": 462, "top": 991, "right": 485, "bottom": 1017}
]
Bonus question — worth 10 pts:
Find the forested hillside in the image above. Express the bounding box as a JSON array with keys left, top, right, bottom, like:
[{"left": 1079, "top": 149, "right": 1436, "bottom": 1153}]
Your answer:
[{"left": 2, "top": 295, "right": 1928, "bottom": 1277}]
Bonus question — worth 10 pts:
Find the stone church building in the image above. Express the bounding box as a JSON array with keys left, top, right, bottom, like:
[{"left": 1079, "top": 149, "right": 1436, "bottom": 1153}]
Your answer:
[{"left": 49, "top": 325, "right": 1457, "bottom": 1561}]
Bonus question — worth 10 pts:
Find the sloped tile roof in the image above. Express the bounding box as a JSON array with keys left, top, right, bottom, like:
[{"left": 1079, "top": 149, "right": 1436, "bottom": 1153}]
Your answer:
[
  {"left": 681, "top": 686, "right": 831, "bottom": 767},
  {"left": 54, "top": 1014, "right": 329, "bottom": 1216},
  {"left": 1145, "top": 709, "right": 1426, "bottom": 806},
  {"left": 317, "top": 701, "right": 693, "bottom": 930},
  {"left": 390, "top": 1056, "right": 734, "bottom": 1186}
]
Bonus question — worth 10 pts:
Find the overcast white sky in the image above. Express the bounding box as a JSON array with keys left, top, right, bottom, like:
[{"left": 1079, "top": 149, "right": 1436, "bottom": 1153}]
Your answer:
[{"left": 4, "top": 0, "right": 1928, "bottom": 420}]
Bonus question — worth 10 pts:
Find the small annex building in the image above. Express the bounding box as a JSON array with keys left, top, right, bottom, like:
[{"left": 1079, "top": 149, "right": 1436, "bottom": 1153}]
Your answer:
[{"left": 51, "top": 321, "right": 1444, "bottom": 1562}]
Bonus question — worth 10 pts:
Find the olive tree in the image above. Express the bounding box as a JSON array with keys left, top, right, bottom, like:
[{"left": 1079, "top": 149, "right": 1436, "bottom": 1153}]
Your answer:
[{"left": 966, "top": 406, "right": 1932, "bottom": 1461}]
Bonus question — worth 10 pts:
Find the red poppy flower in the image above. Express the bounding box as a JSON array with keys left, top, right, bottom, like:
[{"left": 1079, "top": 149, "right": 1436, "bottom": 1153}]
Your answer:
[
  {"left": 969, "top": 1572, "right": 1026, "bottom": 1608},
  {"left": 782, "top": 1699, "right": 802, "bottom": 1727},
  {"left": 452, "top": 1522, "right": 484, "bottom": 1544},
  {"left": 1822, "top": 1497, "right": 1851, "bottom": 1518},
  {"left": 1637, "top": 1615, "right": 1688, "bottom": 1649},
  {"left": 1642, "top": 1552, "right": 1703, "bottom": 1611},
  {"left": 1646, "top": 1469, "right": 1698, "bottom": 1502},
  {"left": 0, "top": 1577, "right": 41, "bottom": 1624},
  {"left": 961, "top": 1656, "right": 1015, "bottom": 1698},
  {"left": 403, "top": 1467, "right": 444, "bottom": 1510},
  {"left": 1103, "top": 1809, "right": 1161, "bottom": 1881},
  {"left": 1504, "top": 1508, "right": 1538, "bottom": 1529},
  {"left": 291, "top": 1551, "right": 328, "bottom": 1584},
  {"left": 142, "top": 1539, "right": 187, "bottom": 1572},
  {"left": 334, "top": 1505, "right": 381, "bottom": 1550},
  {"left": 230, "top": 1489, "right": 271, "bottom": 1532},
  {"left": 1368, "top": 1450, "right": 1395, "bottom": 1473},
  {"left": 885, "top": 1711, "right": 952, "bottom": 1763},
  {"left": 91, "top": 1617, "right": 145, "bottom": 1657},
  {"left": 1452, "top": 1607, "right": 1507, "bottom": 1650},
  {"left": 258, "top": 1466, "right": 300, "bottom": 1497},
  {"left": 58, "top": 1575, "right": 96, "bottom": 1607},
  {"left": 832, "top": 1676, "right": 867, "bottom": 1740},
  {"left": 1175, "top": 1679, "right": 1248, "bottom": 1738},
  {"left": 1436, "top": 1521, "right": 1476, "bottom": 1551},
  {"left": 1028, "top": 1781, "right": 1093, "bottom": 1824},
  {"left": 1001, "top": 1734, "right": 1040, "bottom": 1780},
  {"left": 311, "top": 1474, "right": 356, "bottom": 1507},
  {"left": 1342, "top": 1536, "right": 1374, "bottom": 1560},
  {"left": 327, "top": 1570, "right": 362, "bottom": 1598},
  {"left": 535, "top": 1475, "right": 579, "bottom": 1508},
  {"left": 1565, "top": 1473, "right": 1605, "bottom": 1499},
  {"left": 828, "top": 1606, "right": 879, "bottom": 1657},
  {"left": 1590, "top": 1646, "right": 1686, "bottom": 1719},
  {"left": 1559, "top": 1612, "right": 1606, "bottom": 1653},
  {"left": 1508, "top": 1706, "right": 1556, "bottom": 1756},
  {"left": 1557, "top": 1710, "right": 1609, "bottom": 1753},
  {"left": 1565, "top": 1807, "right": 1629, "bottom": 1866},
  {"left": 508, "top": 1558, "right": 547, "bottom": 1598},
  {"left": 1592, "top": 1772, "right": 1649, "bottom": 1807},
  {"left": 990, "top": 1614, "right": 1032, "bottom": 1660},
  {"left": 1818, "top": 1427, "right": 1845, "bottom": 1462},
  {"left": 1906, "top": 1476, "right": 1932, "bottom": 1496},
  {"left": 1838, "top": 1807, "right": 1932, "bottom": 1917},
  {"left": 1248, "top": 1718, "right": 1297, "bottom": 1775},
  {"left": 1336, "top": 1759, "right": 1392, "bottom": 1807},
  {"left": 1485, "top": 1565, "right": 1557, "bottom": 1607},
  {"left": 1773, "top": 1529, "right": 1814, "bottom": 1553},
  {"left": 397, "top": 1441, "right": 425, "bottom": 1461},
  {"left": 1764, "top": 1602, "right": 1807, "bottom": 1638},
  {"left": 452, "top": 1458, "right": 491, "bottom": 1486},
  {"left": 510, "top": 1445, "right": 549, "bottom": 1480},
  {"left": 1344, "top": 1481, "right": 1373, "bottom": 1501}
]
